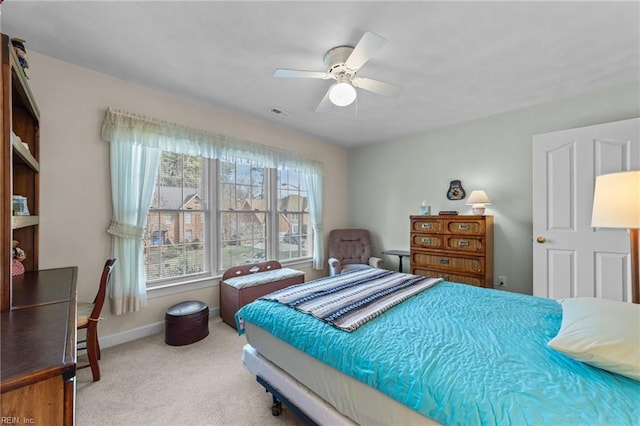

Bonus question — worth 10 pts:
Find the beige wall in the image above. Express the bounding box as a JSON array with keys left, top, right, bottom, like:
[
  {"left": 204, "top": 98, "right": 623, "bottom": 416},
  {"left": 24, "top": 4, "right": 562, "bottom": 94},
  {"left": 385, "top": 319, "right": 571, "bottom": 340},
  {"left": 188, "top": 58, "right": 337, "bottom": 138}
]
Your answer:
[
  {"left": 348, "top": 81, "right": 640, "bottom": 295},
  {"left": 26, "top": 52, "right": 348, "bottom": 340}
]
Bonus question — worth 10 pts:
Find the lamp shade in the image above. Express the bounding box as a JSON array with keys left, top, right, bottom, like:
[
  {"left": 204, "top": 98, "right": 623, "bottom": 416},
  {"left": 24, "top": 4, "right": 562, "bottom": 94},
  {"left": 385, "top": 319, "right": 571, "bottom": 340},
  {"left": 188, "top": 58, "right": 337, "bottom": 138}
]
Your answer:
[
  {"left": 329, "top": 82, "right": 357, "bottom": 106},
  {"left": 466, "top": 190, "right": 492, "bottom": 206},
  {"left": 591, "top": 171, "right": 640, "bottom": 228}
]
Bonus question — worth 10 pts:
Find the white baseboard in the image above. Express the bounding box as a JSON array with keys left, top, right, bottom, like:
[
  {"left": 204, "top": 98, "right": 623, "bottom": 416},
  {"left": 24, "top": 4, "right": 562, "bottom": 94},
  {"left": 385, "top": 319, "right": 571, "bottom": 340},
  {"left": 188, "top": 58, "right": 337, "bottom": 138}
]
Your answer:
[{"left": 100, "top": 306, "right": 220, "bottom": 349}]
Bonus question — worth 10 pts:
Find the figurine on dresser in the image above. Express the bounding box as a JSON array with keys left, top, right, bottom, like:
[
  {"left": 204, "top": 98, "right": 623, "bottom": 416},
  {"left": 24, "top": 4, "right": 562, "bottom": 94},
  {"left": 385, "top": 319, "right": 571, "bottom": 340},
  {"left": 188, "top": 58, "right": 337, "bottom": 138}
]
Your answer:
[{"left": 12, "top": 240, "right": 26, "bottom": 276}]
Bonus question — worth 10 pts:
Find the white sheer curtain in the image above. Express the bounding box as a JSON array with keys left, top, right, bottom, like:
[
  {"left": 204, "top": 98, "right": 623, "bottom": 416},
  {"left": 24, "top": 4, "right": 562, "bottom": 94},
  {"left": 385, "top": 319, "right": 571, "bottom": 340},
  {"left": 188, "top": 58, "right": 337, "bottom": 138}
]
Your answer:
[
  {"left": 102, "top": 108, "right": 325, "bottom": 313},
  {"left": 102, "top": 108, "right": 324, "bottom": 174},
  {"left": 107, "top": 139, "right": 161, "bottom": 315},
  {"left": 305, "top": 172, "right": 324, "bottom": 270}
]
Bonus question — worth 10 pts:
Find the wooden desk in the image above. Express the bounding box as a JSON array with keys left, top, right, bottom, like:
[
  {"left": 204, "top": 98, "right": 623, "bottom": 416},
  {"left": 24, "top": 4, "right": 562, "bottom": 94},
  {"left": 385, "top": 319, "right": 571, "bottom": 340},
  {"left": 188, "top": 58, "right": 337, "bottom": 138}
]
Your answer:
[
  {"left": 11, "top": 267, "right": 77, "bottom": 309},
  {"left": 1, "top": 267, "right": 78, "bottom": 425}
]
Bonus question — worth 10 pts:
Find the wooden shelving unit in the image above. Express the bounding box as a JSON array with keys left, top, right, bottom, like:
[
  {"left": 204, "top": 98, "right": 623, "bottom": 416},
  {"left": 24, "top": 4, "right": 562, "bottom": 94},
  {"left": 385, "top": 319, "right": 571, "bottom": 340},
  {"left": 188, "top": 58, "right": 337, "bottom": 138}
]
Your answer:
[{"left": 1, "top": 33, "right": 40, "bottom": 312}]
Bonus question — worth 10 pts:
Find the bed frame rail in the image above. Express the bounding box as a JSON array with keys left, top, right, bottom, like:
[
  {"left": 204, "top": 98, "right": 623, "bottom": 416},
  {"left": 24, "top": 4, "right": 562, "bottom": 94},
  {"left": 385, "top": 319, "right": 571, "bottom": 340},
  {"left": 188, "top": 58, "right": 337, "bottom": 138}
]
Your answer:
[{"left": 256, "top": 375, "right": 318, "bottom": 426}]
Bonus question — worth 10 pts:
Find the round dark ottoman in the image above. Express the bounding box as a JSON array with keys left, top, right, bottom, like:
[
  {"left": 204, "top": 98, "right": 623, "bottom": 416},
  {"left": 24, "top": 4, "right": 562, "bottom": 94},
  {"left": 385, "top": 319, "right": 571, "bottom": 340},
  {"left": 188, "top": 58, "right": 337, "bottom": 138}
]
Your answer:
[{"left": 165, "top": 301, "right": 209, "bottom": 346}]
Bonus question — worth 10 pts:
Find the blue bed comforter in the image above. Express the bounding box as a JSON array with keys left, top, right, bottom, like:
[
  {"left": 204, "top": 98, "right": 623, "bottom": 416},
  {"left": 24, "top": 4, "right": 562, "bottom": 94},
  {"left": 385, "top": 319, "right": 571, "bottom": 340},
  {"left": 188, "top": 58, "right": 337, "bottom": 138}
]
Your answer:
[{"left": 236, "top": 282, "right": 640, "bottom": 425}]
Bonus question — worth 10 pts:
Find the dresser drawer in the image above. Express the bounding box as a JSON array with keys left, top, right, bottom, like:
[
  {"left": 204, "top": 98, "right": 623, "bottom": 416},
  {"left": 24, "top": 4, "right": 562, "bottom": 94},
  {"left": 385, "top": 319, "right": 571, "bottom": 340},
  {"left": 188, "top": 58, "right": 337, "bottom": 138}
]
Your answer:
[
  {"left": 411, "top": 252, "right": 484, "bottom": 275},
  {"left": 410, "top": 233, "right": 444, "bottom": 249},
  {"left": 411, "top": 218, "right": 443, "bottom": 233},
  {"left": 444, "top": 219, "right": 485, "bottom": 235},
  {"left": 411, "top": 267, "right": 485, "bottom": 287},
  {"left": 445, "top": 236, "right": 484, "bottom": 253}
]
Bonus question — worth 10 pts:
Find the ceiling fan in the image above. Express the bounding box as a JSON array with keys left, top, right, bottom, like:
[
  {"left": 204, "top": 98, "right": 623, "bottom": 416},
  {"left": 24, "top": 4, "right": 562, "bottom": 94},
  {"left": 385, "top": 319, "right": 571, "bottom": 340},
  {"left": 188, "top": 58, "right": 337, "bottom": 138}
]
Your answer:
[{"left": 274, "top": 32, "right": 403, "bottom": 112}]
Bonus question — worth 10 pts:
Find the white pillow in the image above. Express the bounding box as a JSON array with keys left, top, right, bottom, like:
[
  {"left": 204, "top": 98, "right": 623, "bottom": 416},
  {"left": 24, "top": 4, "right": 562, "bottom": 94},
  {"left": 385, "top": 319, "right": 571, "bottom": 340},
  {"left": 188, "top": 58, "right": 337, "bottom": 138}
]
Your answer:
[{"left": 548, "top": 297, "right": 640, "bottom": 381}]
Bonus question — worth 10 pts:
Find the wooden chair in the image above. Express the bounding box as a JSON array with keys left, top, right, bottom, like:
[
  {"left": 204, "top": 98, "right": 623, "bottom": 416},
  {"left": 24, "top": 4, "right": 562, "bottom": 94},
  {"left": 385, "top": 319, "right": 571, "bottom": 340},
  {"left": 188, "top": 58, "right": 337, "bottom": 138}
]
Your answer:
[{"left": 77, "top": 259, "right": 116, "bottom": 382}]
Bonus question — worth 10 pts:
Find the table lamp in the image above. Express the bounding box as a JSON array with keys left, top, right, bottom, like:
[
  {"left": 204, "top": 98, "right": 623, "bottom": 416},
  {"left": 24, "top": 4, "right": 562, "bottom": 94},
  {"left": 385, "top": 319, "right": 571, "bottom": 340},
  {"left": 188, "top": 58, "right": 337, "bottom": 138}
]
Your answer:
[
  {"left": 466, "top": 190, "right": 492, "bottom": 215},
  {"left": 591, "top": 171, "right": 640, "bottom": 303}
]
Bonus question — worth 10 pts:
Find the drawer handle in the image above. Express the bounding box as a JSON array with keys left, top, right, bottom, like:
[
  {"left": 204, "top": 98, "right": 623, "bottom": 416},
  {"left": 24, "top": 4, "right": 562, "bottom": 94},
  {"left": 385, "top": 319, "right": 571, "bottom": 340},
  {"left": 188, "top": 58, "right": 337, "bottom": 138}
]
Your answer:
[
  {"left": 421, "top": 237, "right": 431, "bottom": 244},
  {"left": 459, "top": 240, "right": 470, "bottom": 247},
  {"left": 421, "top": 223, "right": 432, "bottom": 229},
  {"left": 439, "top": 258, "right": 449, "bottom": 265},
  {"left": 458, "top": 224, "right": 470, "bottom": 231}
]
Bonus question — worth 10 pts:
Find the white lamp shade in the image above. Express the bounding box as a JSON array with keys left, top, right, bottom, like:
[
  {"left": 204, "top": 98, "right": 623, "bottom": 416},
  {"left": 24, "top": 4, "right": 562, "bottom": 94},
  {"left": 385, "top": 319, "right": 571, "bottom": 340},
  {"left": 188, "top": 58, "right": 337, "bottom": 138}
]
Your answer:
[
  {"left": 329, "top": 82, "right": 357, "bottom": 106},
  {"left": 466, "top": 190, "right": 492, "bottom": 205},
  {"left": 591, "top": 171, "right": 640, "bottom": 228}
]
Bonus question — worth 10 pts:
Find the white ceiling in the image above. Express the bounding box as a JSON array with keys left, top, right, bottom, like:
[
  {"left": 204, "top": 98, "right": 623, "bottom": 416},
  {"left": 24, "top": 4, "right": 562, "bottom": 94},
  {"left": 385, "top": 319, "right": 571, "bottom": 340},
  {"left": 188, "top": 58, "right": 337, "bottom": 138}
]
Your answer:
[{"left": 1, "top": 1, "right": 638, "bottom": 148}]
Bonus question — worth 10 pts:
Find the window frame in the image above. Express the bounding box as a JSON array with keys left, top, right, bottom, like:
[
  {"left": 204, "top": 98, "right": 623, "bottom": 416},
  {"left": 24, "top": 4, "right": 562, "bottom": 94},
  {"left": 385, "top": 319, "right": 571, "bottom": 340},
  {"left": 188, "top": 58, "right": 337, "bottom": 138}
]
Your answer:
[
  {"left": 275, "top": 172, "right": 311, "bottom": 262},
  {"left": 145, "top": 156, "right": 313, "bottom": 289},
  {"left": 144, "top": 153, "right": 212, "bottom": 288}
]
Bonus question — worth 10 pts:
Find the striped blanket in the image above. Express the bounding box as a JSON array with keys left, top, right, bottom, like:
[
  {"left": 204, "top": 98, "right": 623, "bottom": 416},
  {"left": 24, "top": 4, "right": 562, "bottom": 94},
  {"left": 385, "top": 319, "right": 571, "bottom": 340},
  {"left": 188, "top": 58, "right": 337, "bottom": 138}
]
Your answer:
[{"left": 260, "top": 268, "right": 442, "bottom": 332}]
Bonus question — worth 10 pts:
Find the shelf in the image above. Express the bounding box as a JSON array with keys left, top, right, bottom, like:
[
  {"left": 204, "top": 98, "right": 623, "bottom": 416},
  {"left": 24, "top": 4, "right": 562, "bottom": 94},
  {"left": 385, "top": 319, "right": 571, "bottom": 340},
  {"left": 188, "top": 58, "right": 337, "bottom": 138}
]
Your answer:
[
  {"left": 11, "top": 135, "right": 39, "bottom": 171},
  {"left": 9, "top": 44, "right": 39, "bottom": 120},
  {"left": 12, "top": 216, "right": 39, "bottom": 229}
]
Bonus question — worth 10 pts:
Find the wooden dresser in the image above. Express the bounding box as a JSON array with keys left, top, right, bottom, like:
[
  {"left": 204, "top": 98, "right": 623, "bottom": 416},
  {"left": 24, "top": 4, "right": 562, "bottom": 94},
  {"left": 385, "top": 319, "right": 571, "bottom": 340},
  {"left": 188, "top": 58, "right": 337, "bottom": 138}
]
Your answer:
[{"left": 410, "top": 215, "right": 494, "bottom": 287}]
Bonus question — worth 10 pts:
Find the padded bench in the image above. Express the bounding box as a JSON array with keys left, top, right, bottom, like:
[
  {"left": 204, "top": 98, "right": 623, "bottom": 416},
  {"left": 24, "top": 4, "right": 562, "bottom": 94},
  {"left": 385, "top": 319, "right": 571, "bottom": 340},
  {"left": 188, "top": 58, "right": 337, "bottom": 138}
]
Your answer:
[{"left": 220, "top": 260, "right": 304, "bottom": 329}]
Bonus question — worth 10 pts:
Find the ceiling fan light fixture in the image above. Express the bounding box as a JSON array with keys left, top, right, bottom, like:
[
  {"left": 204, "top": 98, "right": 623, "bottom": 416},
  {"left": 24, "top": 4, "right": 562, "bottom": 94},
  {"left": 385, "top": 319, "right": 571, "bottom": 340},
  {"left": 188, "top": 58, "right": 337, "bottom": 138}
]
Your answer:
[{"left": 329, "top": 82, "right": 357, "bottom": 106}]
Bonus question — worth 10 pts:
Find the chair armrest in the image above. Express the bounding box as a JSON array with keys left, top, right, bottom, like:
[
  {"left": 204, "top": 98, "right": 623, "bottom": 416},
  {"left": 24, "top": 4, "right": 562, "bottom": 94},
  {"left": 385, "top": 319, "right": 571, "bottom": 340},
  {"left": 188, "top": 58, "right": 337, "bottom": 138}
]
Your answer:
[
  {"left": 369, "top": 257, "right": 384, "bottom": 269},
  {"left": 328, "top": 257, "right": 342, "bottom": 276}
]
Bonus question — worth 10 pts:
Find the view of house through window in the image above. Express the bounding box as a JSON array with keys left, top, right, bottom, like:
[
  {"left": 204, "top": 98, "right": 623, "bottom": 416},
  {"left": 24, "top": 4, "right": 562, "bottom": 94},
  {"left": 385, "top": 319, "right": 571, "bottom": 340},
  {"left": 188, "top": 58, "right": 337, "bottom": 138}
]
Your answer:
[
  {"left": 219, "top": 159, "right": 267, "bottom": 268},
  {"left": 278, "top": 171, "right": 310, "bottom": 261},
  {"left": 145, "top": 153, "right": 209, "bottom": 282},
  {"left": 145, "top": 153, "right": 312, "bottom": 285}
]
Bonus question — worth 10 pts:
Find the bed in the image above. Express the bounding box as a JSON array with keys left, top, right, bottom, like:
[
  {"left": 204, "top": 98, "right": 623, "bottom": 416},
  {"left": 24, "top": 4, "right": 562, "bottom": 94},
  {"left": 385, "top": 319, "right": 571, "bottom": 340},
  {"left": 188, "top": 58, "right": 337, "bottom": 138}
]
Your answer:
[{"left": 235, "top": 269, "right": 640, "bottom": 425}]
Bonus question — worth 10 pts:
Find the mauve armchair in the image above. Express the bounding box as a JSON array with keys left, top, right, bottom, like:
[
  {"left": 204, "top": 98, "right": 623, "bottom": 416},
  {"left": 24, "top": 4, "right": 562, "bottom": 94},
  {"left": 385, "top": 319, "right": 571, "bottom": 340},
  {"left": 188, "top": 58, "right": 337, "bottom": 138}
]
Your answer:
[{"left": 327, "top": 229, "right": 383, "bottom": 276}]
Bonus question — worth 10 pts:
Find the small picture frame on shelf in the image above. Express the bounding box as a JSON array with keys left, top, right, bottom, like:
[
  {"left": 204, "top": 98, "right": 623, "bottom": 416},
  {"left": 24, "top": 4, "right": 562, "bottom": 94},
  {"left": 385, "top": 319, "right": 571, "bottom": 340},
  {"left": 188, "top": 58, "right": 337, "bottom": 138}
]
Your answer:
[{"left": 12, "top": 195, "right": 30, "bottom": 216}]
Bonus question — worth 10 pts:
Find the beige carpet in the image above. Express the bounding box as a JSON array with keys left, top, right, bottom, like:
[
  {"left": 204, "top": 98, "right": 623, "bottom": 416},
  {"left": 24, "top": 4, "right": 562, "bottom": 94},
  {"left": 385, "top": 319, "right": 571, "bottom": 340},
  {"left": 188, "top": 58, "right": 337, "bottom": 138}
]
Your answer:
[{"left": 76, "top": 317, "right": 304, "bottom": 426}]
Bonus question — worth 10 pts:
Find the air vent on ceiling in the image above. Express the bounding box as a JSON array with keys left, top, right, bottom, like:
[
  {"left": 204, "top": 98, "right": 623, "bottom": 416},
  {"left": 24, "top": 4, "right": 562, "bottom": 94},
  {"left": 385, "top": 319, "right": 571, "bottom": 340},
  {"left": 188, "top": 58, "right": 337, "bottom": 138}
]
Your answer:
[{"left": 269, "top": 107, "right": 292, "bottom": 118}]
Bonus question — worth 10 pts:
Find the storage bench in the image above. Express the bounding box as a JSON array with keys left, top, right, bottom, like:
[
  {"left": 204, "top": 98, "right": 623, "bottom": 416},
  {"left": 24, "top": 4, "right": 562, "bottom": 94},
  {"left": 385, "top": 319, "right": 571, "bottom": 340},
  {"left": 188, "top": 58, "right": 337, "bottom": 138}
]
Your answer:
[{"left": 220, "top": 260, "right": 304, "bottom": 329}]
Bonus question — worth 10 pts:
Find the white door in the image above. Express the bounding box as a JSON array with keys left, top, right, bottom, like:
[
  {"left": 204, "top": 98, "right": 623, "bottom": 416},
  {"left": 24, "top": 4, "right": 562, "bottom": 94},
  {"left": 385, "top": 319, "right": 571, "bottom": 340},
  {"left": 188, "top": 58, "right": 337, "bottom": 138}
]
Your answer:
[{"left": 533, "top": 118, "right": 640, "bottom": 302}]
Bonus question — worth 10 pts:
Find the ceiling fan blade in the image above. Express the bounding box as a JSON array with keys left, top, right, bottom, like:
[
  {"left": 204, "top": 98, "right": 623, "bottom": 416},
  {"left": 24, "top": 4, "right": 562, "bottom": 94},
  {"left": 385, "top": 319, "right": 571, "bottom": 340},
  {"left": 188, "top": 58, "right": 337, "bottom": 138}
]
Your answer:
[
  {"left": 344, "top": 32, "right": 387, "bottom": 70},
  {"left": 352, "top": 77, "right": 403, "bottom": 97},
  {"left": 274, "top": 69, "right": 330, "bottom": 79},
  {"left": 315, "top": 87, "right": 334, "bottom": 112}
]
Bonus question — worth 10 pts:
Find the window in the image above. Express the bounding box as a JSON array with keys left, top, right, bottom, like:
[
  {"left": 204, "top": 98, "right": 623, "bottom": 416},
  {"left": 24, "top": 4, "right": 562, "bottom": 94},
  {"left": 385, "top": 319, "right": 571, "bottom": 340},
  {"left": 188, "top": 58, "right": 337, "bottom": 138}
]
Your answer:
[
  {"left": 217, "top": 161, "right": 312, "bottom": 271},
  {"left": 145, "top": 154, "right": 313, "bottom": 286},
  {"left": 278, "top": 171, "right": 310, "bottom": 261},
  {"left": 219, "top": 158, "right": 267, "bottom": 269},
  {"left": 144, "top": 153, "right": 209, "bottom": 284},
  {"left": 105, "top": 108, "right": 323, "bottom": 310}
]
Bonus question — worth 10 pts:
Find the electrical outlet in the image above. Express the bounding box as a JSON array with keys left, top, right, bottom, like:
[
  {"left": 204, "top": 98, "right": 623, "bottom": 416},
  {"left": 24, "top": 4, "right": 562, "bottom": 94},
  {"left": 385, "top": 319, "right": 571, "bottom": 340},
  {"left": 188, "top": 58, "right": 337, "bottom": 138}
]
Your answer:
[{"left": 497, "top": 275, "right": 507, "bottom": 287}]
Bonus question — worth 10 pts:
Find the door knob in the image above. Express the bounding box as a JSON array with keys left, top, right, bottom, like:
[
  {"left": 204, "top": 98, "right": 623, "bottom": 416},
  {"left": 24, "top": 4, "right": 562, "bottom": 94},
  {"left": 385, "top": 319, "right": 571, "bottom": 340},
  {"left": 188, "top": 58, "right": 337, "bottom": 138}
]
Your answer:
[{"left": 536, "top": 236, "right": 546, "bottom": 244}]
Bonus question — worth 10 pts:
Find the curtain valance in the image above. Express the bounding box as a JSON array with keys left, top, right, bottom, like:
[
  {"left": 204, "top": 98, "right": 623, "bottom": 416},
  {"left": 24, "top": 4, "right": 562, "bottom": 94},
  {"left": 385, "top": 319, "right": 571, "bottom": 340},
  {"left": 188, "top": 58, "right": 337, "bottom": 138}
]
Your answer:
[{"left": 101, "top": 108, "right": 324, "bottom": 176}]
